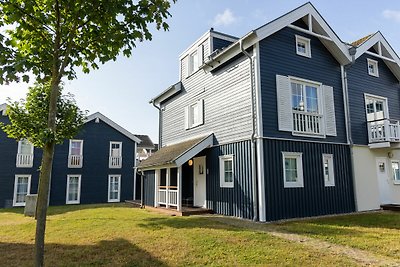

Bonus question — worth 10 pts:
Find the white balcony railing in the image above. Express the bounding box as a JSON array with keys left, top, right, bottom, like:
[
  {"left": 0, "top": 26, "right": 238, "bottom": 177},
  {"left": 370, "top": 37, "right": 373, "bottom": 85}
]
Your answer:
[
  {"left": 68, "top": 155, "right": 83, "bottom": 168},
  {"left": 293, "top": 111, "right": 323, "bottom": 135},
  {"left": 368, "top": 119, "right": 400, "bottom": 143},
  {"left": 157, "top": 187, "right": 178, "bottom": 207},
  {"left": 16, "top": 154, "right": 33, "bottom": 168},
  {"left": 109, "top": 156, "right": 122, "bottom": 168}
]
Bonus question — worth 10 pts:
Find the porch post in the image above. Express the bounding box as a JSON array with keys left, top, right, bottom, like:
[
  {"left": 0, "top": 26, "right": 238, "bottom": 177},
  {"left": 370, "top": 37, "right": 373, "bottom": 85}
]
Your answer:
[
  {"left": 166, "top": 168, "right": 170, "bottom": 209},
  {"left": 154, "top": 169, "right": 159, "bottom": 207},
  {"left": 177, "top": 166, "right": 182, "bottom": 211}
]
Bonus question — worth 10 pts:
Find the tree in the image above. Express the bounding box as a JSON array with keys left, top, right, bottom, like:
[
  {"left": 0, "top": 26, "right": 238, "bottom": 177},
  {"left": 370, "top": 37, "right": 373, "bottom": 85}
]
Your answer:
[{"left": 0, "top": 1, "right": 175, "bottom": 266}]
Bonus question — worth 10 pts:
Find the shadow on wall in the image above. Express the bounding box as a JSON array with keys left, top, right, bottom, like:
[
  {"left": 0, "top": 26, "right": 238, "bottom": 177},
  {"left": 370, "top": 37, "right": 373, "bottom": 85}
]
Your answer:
[{"left": 0, "top": 238, "right": 166, "bottom": 267}]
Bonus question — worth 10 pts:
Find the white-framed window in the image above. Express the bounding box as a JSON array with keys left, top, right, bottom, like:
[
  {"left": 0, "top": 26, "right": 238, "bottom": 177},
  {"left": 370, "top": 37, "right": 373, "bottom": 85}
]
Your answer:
[
  {"left": 108, "top": 175, "right": 121, "bottom": 202},
  {"left": 392, "top": 161, "right": 400, "bottom": 184},
  {"left": 322, "top": 154, "right": 335, "bottom": 187},
  {"left": 185, "top": 99, "right": 204, "bottom": 129},
  {"left": 16, "top": 139, "right": 34, "bottom": 168},
  {"left": 68, "top": 139, "right": 83, "bottom": 168},
  {"left": 188, "top": 50, "right": 199, "bottom": 75},
  {"left": 282, "top": 152, "right": 304, "bottom": 188},
  {"left": 219, "top": 155, "right": 234, "bottom": 188},
  {"left": 109, "top": 141, "right": 122, "bottom": 168},
  {"left": 295, "top": 35, "right": 311, "bottom": 58},
  {"left": 13, "top": 175, "right": 31, "bottom": 207},
  {"left": 66, "top": 175, "right": 81, "bottom": 204},
  {"left": 365, "top": 94, "right": 388, "bottom": 122},
  {"left": 367, "top": 58, "right": 379, "bottom": 77}
]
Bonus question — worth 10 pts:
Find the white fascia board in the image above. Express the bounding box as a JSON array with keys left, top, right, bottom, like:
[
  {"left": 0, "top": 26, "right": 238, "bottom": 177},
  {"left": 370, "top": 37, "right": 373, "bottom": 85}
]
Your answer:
[
  {"left": 179, "top": 31, "right": 211, "bottom": 60},
  {"left": 85, "top": 112, "right": 141, "bottom": 143},
  {"left": 174, "top": 134, "right": 214, "bottom": 167},
  {"left": 151, "top": 82, "right": 182, "bottom": 106},
  {"left": 355, "top": 32, "right": 400, "bottom": 81},
  {"left": 202, "top": 32, "right": 258, "bottom": 72},
  {"left": 211, "top": 31, "right": 239, "bottom": 43},
  {"left": 0, "top": 103, "right": 7, "bottom": 115}
]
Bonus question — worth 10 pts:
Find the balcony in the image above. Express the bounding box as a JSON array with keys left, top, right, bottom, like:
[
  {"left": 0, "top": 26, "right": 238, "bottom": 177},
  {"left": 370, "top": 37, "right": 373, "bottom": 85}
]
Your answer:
[
  {"left": 293, "top": 111, "right": 323, "bottom": 135},
  {"left": 16, "top": 154, "right": 33, "bottom": 168},
  {"left": 109, "top": 156, "right": 122, "bottom": 168},
  {"left": 368, "top": 119, "right": 400, "bottom": 148},
  {"left": 68, "top": 155, "right": 83, "bottom": 168}
]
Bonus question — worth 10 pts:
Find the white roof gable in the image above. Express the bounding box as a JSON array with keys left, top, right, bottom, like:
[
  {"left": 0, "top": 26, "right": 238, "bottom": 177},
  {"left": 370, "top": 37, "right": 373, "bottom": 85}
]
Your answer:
[
  {"left": 353, "top": 32, "right": 400, "bottom": 81},
  {"left": 86, "top": 112, "right": 141, "bottom": 143}
]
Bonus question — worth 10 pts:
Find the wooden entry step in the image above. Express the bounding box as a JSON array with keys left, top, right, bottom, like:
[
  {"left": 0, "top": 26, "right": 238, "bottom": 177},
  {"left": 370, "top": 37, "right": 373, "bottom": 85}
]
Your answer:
[
  {"left": 381, "top": 204, "right": 400, "bottom": 211},
  {"left": 144, "top": 206, "right": 213, "bottom": 216}
]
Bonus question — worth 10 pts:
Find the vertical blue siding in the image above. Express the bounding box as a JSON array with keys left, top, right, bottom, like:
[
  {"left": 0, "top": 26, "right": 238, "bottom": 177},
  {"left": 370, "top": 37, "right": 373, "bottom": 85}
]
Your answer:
[
  {"left": 263, "top": 139, "right": 355, "bottom": 221},
  {"left": 259, "top": 26, "right": 347, "bottom": 143},
  {"left": 347, "top": 53, "right": 400, "bottom": 145},
  {"left": 206, "top": 140, "right": 254, "bottom": 220},
  {"left": 143, "top": 170, "right": 155, "bottom": 207},
  {"left": 212, "top": 37, "right": 233, "bottom": 52}
]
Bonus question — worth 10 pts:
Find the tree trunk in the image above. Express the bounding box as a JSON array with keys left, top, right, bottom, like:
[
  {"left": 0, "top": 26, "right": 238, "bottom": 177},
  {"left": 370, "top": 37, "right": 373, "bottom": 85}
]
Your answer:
[{"left": 34, "top": 142, "right": 55, "bottom": 267}]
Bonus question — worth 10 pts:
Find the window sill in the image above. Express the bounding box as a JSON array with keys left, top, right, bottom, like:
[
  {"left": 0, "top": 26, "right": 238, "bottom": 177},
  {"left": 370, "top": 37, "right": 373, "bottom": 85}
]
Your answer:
[
  {"left": 284, "top": 182, "right": 304, "bottom": 188},
  {"left": 292, "top": 132, "right": 326, "bottom": 139},
  {"left": 186, "top": 122, "right": 204, "bottom": 130},
  {"left": 393, "top": 181, "right": 400, "bottom": 185}
]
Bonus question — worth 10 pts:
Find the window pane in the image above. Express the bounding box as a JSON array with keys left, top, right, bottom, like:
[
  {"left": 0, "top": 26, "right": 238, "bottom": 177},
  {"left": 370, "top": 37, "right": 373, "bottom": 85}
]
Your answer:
[
  {"left": 70, "top": 141, "right": 81, "bottom": 155},
  {"left": 297, "top": 42, "right": 306, "bottom": 54},
  {"left": 324, "top": 159, "right": 330, "bottom": 182},
  {"left": 291, "top": 83, "right": 303, "bottom": 111},
  {"left": 20, "top": 140, "right": 32, "bottom": 154},
  {"left": 68, "top": 176, "right": 79, "bottom": 201},
  {"left": 368, "top": 63, "right": 375, "bottom": 74},
  {"left": 285, "top": 158, "right": 298, "bottom": 182},
  {"left": 306, "top": 86, "right": 318, "bottom": 113},
  {"left": 392, "top": 162, "right": 400, "bottom": 181},
  {"left": 16, "top": 177, "right": 29, "bottom": 203},
  {"left": 223, "top": 159, "right": 233, "bottom": 184},
  {"left": 111, "top": 143, "right": 121, "bottom": 157}
]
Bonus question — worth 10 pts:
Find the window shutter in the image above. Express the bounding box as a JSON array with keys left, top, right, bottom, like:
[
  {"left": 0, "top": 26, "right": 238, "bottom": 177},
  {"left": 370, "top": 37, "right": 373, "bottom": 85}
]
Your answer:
[
  {"left": 183, "top": 56, "right": 189, "bottom": 78},
  {"left": 198, "top": 45, "right": 204, "bottom": 66},
  {"left": 198, "top": 99, "right": 204, "bottom": 125},
  {"left": 323, "top": 85, "right": 337, "bottom": 136},
  {"left": 184, "top": 106, "right": 189, "bottom": 129},
  {"left": 276, "top": 75, "right": 293, "bottom": 132}
]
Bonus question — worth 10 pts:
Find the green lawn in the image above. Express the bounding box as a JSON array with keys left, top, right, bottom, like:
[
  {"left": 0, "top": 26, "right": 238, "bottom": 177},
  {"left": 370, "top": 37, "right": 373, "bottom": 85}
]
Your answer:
[
  {"left": 0, "top": 204, "right": 398, "bottom": 266},
  {"left": 276, "top": 211, "right": 400, "bottom": 260}
]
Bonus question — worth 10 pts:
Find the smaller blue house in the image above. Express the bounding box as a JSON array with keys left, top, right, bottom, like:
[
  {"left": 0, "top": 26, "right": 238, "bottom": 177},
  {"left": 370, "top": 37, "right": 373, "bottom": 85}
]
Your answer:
[{"left": 0, "top": 104, "right": 142, "bottom": 208}]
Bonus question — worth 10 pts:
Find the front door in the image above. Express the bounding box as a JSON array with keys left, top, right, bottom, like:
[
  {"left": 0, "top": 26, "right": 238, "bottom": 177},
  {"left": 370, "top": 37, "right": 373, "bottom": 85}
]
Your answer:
[
  {"left": 193, "top": 156, "right": 206, "bottom": 208},
  {"left": 376, "top": 157, "right": 391, "bottom": 204}
]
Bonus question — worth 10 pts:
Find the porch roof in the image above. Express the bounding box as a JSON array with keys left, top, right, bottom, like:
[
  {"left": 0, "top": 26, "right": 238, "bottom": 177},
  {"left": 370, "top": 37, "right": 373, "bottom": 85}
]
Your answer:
[{"left": 138, "top": 134, "right": 214, "bottom": 169}]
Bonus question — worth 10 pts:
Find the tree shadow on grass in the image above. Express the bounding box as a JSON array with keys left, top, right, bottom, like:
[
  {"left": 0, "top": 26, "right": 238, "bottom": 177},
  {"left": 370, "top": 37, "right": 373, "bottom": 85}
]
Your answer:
[
  {"left": 0, "top": 238, "right": 166, "bottom": 267},
  {"left": 0, "top": 203, "right": 134, "bottom": 216}
]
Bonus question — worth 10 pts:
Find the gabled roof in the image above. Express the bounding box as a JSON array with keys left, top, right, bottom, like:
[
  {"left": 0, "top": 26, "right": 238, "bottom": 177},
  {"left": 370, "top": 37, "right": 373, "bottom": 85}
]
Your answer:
[
  {"left": 352, "top": 31, "right": 400, "bottom": 81},
  {"left": 138, "top": 134, "right": 213, "bottom": 169},
  {"left": 204, "top": 2, "right": 352, "bottom": 71},
  {"left": 351, "top": 34, "right": 373, "bottom": 47},
  {"left": 135, "top": 134, "right": 155, "bottom": 149},
  {"left": 86, "top": 112, "right": 141, "bottom": 143}
]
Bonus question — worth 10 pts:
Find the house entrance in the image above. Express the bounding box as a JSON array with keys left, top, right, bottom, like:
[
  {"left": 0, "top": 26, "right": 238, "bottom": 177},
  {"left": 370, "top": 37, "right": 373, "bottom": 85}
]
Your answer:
[
  {"left": 376, "top": 157, "right": 391, "bottom": 204},
  {"left": 193, "top": 156, "right": 206, "bottom": 208}
]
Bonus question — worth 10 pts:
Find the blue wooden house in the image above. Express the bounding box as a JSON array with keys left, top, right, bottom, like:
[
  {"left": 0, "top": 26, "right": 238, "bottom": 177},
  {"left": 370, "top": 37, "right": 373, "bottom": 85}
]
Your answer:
[
  {"left": 345, "top": 32, "right": 400, "bottom": 211},
  {"left": 138, "top": 2, "right": 360, "bottom": 221},
  {"left": 0, "top": 106, "right": 142, "bottom": 208}
]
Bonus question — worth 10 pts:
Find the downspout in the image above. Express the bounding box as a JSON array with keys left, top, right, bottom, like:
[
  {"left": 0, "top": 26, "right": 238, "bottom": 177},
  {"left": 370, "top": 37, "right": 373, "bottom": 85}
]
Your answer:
[
  {"left": 240, "top": 37, "right": 259, "bottom": 222},
  {"left": 151, "top": 100, "right": 162, "bottom": 148},
  {"left": 342, "top": 46, "right": 358, "bottom": 211}
]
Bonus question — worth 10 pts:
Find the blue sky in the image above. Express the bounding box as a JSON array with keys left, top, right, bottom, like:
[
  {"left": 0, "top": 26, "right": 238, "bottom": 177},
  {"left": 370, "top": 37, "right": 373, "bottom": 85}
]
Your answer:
[{"left": 1, "top": 0, "right": 399, "bottom": 143}]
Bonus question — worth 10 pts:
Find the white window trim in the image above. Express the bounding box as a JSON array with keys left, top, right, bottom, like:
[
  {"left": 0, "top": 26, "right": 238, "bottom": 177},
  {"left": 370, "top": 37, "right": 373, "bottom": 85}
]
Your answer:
[
  {"left": 322, "top": 154, "right": 335, "bottom": 187},
  {"left": 391, "top": 160, "right": 400, "bottom": 185},
  {"left": 295, "top": 35, "right": 311, "bottom": 58},
  {"left": 13, "top": 174, "right": 32, "bottom": 207},
  {"left": 364, "top": 93, "right": 389, "bottom": 121},
  {"left": 282, "top": 152, "right": 304, "bottom": 188},
  {"left": 109, "top": 141, "right": 123, "bottom": 169},
  {"left": 219, "top": 155, "right": 234, "bottom": 188},
  {"left": 68, "top": 139, "right": 84, "bottom": 168},
  {"left": 108, "top": 174, "right": 121, "bottom": 202},
  {"left": 16, "top": 139, "right": 34, "bottom": 168},
  {"left": 66, "top": 174, "right": 81, "bottom": 204},
  {"left": 367, "top": 58, "right": 379, "bottom": 77},
  {"left": 185, "top": 99, "right": 204, "bottom": 129}
]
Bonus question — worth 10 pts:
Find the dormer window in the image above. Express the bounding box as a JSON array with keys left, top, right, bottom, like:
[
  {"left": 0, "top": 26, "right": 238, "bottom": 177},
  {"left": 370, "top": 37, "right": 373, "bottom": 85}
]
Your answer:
[
  {"left": 188, "top": 50, "right": 199, "bottom": 75},
  {"left": 296, "top": 35, "right": 311, "bottom": 58},
  {"left": 367, "top": 58, "right": 379, "bottom": 77}
]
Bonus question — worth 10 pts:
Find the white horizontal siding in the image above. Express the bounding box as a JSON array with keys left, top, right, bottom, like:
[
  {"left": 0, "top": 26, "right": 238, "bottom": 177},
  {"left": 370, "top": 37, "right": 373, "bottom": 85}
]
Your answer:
[{"left": 162, "top": 55, "right": 252, "bottom": 145}]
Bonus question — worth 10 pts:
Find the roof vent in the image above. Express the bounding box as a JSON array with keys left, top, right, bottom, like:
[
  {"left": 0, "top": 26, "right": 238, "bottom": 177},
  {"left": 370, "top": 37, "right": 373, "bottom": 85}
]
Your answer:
[{"left": 95, "top": 117, "right": 100, "bottom": 123}]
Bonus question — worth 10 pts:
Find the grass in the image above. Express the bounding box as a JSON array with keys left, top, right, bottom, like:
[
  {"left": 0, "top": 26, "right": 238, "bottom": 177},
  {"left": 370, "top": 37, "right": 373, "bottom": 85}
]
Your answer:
[
  {"left": 0, "top": 203, "right": 360, "bottom": 267},
  {"left": 277, "top": 211, "right": 400, "bottom": 260}
]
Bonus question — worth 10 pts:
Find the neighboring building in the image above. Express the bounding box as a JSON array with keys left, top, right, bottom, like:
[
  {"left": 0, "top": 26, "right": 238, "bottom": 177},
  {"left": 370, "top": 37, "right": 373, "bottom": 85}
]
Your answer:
[
  {"left": 138, "top": 2, "right": 368, "bottom": 221},
  {"left": 0, "top": 107, "right": 142, "bottom": 208},
  {"left": 346, "top": 32, "right": 400, "bottom": 211},
  {"left": 135, "top": 134, "right": 156, "bottom": 162}
]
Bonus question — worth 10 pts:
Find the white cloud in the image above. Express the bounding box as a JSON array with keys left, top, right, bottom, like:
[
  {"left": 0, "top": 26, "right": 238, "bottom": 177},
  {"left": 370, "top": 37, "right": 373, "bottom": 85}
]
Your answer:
[
  {"left": 383, "top": 9, "right": 400, "bottom": 23},
  {"left": 212, "top": 9, "right": 238, "bottom": 27}
]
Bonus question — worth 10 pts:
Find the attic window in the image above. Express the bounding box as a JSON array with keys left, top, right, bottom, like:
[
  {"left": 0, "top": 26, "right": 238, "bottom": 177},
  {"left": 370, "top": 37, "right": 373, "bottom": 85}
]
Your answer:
[
  {"left": 367, "top": 58, "right": 379, "bottom": 77},
  {"left": 188, "top": 50, "right": 199, "bottom": 75},
  {"left": 295, "top": 35, "right": 311, "bottom": 58}
]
